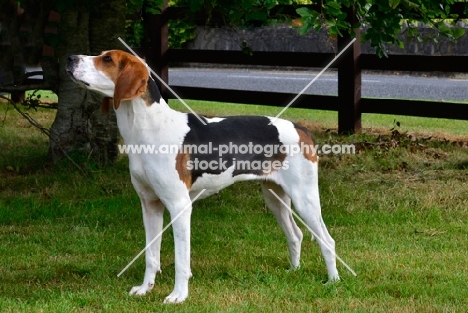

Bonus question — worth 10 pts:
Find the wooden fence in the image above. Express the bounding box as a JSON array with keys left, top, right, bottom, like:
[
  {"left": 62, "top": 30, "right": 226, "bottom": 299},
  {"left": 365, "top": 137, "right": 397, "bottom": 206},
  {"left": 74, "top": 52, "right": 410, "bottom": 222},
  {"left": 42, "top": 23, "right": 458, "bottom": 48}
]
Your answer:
[{"left": 141, "top": 4, "right": 468, "bottom": 134}]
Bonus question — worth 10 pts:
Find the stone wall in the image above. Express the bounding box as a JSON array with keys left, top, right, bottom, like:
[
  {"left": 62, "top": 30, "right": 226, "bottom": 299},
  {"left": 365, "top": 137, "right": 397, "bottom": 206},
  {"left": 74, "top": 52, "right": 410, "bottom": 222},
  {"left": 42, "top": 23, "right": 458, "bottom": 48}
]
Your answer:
[{"left": 185, "top": 24, "right": 468, "bottom": 56}]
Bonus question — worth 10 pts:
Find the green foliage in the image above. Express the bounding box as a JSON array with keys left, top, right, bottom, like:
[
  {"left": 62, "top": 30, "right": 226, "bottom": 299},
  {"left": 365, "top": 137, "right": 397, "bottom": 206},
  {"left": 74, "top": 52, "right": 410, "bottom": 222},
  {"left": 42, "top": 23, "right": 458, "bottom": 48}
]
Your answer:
[
  {"left": 295, "top": 0, "right": 467, "bottom": 57},
  {"left": 125, "top": 20, "right": 145, "bottom": 47},
  {"left": 161, "top": 0, "right": 467, "bottom": 57},
  {"left": 121, "top": 0, "right": 468, "bottom": 56},
  {"left": 22, "top": 90, "right": 42, "bottom": 111},
  {"left": 126, "top": 0, "right": 163, "bottom": 14},
  {"left": 124, "top": 0, "right": 163, "bottom": 47},
  {"left": 168, "top": 19, "right": 197, "bottom": 48},
  {"left": 125, "top": 0, "right": 196, "bottom": 48},
  {"left": 52, "top": 0, "right": 98, "bottom": 13},
  {"left": 176, "top": 0, "right": 295, "bottom": 27}
]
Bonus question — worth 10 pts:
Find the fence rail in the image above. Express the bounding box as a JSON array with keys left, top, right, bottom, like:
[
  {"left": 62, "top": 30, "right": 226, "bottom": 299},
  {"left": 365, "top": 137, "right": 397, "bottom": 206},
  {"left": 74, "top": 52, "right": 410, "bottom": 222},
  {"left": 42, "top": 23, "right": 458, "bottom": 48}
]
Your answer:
[{"left": 166, "top": 51, "right": 468, "bottom": 73}]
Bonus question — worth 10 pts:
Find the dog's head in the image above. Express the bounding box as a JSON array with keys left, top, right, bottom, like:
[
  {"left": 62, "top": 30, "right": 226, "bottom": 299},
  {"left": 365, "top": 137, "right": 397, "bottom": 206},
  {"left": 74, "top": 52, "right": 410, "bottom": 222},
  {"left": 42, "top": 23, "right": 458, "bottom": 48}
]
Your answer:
[{"left": 66, "top": 50, "right": 149, "bottom": 113}]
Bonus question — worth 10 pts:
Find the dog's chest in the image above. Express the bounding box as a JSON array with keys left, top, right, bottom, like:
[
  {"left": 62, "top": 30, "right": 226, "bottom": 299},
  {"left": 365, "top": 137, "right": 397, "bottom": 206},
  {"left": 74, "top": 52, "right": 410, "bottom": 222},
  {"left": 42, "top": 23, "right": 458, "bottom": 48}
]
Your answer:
[{"left": 118, "top": 105, "right": 192, "bottom": 191}]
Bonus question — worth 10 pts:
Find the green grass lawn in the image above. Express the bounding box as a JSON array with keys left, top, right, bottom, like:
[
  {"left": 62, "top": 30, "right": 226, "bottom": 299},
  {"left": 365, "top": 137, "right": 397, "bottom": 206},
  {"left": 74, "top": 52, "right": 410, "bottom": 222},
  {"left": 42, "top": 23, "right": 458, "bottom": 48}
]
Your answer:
[{"left": 0, "top": 100, "right": 467, "bottom": 312}]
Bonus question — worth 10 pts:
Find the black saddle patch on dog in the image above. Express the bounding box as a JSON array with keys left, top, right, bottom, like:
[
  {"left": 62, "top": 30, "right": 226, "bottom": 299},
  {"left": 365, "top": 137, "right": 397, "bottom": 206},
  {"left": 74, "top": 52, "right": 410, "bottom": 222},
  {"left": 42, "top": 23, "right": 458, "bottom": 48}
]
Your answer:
[{"left": 181, "top": 114, "right": 286, "bottom": 183}]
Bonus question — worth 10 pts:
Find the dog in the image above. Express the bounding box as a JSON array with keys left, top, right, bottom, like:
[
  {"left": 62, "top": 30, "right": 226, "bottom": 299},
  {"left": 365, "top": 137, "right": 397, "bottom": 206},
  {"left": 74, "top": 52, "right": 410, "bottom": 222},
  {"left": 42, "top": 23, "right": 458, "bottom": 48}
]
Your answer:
[{"left": 66, "top": 50, "right": 339, "bottom": 303}]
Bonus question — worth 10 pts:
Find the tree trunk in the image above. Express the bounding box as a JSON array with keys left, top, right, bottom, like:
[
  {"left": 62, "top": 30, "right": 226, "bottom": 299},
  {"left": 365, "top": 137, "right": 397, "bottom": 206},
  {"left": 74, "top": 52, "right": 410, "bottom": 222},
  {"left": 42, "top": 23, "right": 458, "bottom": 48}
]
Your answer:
[
  {"left": 49, "top": 0, "right": 125, "bottom": 164},
  {"left": 87, "top": 0, "right": 126, "bottom": 163},
  {"left": 48, "top": 8, "right": 92, "bottom": 164}
]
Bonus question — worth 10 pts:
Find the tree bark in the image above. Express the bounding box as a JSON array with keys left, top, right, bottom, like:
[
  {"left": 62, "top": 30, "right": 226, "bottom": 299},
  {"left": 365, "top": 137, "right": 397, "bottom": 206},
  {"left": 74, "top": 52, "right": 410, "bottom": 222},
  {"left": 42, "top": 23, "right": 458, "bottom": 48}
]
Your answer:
[
  {"left": 49, "top": 0, "right": 125, "bottom": 164},
  {"left": 48, "top": 8, "right": 91, "bottom": 164},
  {"left": 87, "top": 0, "right": 126, "bottom": 163}
]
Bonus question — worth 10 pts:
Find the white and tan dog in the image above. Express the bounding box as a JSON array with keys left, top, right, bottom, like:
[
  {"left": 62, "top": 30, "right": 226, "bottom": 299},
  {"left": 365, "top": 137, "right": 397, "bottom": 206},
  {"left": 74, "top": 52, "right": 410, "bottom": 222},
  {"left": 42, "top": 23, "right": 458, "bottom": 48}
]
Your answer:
[{"left": 66, "top": 50, "right": 339, "bottom": 303}]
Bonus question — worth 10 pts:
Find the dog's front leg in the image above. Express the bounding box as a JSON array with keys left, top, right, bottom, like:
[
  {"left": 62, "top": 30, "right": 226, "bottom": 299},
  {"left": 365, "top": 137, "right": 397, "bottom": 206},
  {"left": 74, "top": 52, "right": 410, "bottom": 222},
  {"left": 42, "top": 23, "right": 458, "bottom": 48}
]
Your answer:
[
  {"left": 130, "top": 198, "right": 165, "bottom": 296},
  {"left": 163, "top": 199, "right": 193, "bottom": 304}
]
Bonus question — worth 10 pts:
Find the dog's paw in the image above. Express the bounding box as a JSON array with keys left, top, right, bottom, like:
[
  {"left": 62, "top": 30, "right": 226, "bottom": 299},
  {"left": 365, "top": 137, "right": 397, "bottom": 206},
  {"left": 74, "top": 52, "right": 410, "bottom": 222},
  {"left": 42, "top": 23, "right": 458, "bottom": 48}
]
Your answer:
[
  {"left": 163, "top": 291, "right": 188, "bottom": 304},
  {"left": 129, "top": 282, "right": 154, "bottom": 296},
  {"left": 326, "top": 275, "right": 341, "bottom": 284},
  {"left": 287, "top": 264, "right": 300, "bottom": 272}
]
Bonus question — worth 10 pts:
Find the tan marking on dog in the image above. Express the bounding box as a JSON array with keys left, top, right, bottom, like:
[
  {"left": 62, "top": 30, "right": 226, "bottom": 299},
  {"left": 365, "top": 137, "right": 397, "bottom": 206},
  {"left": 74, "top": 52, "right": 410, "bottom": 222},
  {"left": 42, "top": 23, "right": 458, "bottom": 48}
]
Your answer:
[
  {"left": 93, "top": 50, "right": 121, "bottom": 82},
  {"left": 175, "top": 152, "right": 192, "bottom": 188},
  {"left": 141, "top": 89, "right": 156, "bottom": 107},
  {"left": 296, "top": 128, "right": 318, "bottom": 163}
]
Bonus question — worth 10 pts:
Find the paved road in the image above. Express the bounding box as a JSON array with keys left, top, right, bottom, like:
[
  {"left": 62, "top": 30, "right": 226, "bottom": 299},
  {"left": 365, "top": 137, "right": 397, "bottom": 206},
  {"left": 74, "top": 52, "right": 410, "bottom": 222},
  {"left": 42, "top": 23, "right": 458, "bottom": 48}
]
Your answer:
[{"left": 169, "top": 68, "right": 468, "bottom": 102}]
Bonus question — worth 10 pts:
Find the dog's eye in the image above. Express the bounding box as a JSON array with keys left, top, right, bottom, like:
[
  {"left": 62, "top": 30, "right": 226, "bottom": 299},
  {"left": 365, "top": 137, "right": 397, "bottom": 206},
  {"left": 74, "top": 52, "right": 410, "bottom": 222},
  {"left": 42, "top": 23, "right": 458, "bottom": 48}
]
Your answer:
[{"left": 102, "top": 55, "right": 112, "bottom": 63}]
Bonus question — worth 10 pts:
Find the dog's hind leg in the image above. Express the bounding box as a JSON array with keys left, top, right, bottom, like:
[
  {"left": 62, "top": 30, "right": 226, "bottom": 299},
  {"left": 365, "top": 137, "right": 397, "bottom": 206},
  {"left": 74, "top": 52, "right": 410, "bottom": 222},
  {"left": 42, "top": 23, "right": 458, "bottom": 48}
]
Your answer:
[
  {"left": 129, "top": 197, "right": 165, "bottom": 296},
  {"left": 261, "top": 181, "right": 303, "bottom": 269},
  {"left": 284, "top": 180, "right": 340, "bottom": 282}
]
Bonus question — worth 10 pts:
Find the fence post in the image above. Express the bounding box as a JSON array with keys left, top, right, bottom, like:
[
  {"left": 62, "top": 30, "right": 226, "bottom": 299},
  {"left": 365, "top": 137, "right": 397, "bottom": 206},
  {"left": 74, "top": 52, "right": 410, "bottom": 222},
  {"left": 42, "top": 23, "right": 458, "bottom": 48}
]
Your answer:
[
  {"left": 143, "top": 0, "right": 168, "bottom": 101},
  {"left": 337, "top": 6, "right": 361, "bottom": 134}
]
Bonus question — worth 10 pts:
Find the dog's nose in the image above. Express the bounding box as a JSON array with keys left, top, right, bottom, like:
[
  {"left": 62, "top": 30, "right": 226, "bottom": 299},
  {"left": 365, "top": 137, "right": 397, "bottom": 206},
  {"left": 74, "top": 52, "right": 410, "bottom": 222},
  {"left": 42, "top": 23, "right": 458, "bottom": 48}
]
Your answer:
[{"left": 67, "top": 55, "right": 79, "bottom": 67}]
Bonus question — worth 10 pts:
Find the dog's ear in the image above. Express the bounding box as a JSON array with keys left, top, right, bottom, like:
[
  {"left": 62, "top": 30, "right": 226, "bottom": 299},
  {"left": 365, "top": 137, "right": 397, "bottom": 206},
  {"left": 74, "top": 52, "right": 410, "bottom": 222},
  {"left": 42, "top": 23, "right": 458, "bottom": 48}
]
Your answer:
[
  {"left": 101, "top": 97, "right": 112, "bottom": 114},
  {"left": 113, "top": 60, "right": 148, "bottom": 110}
]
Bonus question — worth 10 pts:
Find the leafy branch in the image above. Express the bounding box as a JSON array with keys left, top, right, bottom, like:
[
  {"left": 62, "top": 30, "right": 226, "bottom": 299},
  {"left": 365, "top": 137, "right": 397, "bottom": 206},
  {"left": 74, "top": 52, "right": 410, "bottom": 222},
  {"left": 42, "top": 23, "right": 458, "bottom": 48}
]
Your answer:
[
  {"left": 21, "top": 90, "right": 58, "bottom": 110},
  {"left": 0, "top": 95, "right": 88, "bottom": 177},
  {"left": 295, "top": 0, "right": 467, "bottom": 57}
]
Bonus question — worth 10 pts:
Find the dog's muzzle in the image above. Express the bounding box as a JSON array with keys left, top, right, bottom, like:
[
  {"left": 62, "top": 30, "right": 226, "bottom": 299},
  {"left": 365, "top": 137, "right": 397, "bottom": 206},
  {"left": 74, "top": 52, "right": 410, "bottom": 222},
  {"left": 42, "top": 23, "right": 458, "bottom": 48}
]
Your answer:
[
  {"left": 66, "top": 55, "right": 79, "bottom": 71},
  {"left": 66, "top": 55, "right": 89, "bottom": 86}
]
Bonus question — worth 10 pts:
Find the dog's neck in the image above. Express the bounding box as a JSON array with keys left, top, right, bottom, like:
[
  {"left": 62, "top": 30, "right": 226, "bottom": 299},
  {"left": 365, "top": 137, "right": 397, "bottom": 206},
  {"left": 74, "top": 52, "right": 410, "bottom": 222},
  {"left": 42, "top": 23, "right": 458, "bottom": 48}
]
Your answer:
[
  {"left": 141, "top": 77, "right": 161, "bottom": 105},
  {"left": 114, "top": 80, "right": 180, "bottom": 145}
]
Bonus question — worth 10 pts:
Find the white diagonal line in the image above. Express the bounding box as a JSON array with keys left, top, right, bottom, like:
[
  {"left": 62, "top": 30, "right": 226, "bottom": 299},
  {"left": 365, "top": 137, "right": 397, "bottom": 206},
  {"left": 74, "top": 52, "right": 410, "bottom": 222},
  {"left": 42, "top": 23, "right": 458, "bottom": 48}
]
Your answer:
[
  {"left": 269, "top": 38, "right": 356, "bottom": 124},
  {"left": 117, "top": 189, "right": 206, "bottom": 277},
  {"left": 117, "top": 37, "right": 207, "bottom": 126},
  {"left": 268, "top": 189, "right": 357, "bottom": 277}
]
